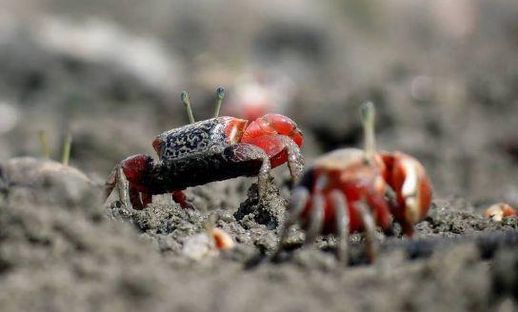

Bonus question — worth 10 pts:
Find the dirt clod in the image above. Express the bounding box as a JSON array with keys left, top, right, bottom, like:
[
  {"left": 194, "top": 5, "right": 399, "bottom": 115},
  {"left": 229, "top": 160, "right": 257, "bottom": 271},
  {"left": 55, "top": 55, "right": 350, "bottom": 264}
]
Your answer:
[{"left": 234, "top": 179, "right": 287, "bottom": 230}]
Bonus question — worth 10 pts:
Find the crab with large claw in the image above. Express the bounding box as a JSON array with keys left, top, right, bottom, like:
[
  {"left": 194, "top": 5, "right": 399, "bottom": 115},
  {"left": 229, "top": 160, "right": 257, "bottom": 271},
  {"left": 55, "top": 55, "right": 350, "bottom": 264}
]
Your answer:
[
  {"left": 105, "top": 87, "right": 304, "bottom": 209},
  {"left": 276, "top": 102, "right": 432, "bottom": 263}
]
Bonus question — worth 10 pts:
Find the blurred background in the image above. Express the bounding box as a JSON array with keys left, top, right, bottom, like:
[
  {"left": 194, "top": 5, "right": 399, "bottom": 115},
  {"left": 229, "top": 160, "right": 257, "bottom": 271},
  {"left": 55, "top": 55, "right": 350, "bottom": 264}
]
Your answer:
[{"left": 0, "top": 0, "right": 516, "bottom": 203}]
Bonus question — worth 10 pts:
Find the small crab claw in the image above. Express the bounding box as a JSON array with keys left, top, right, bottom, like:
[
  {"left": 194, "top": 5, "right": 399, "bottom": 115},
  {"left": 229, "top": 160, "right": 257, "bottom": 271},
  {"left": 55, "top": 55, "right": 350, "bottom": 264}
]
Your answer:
[
  {"left": 105, "top": 154, "right": 154, "bottom": 209},
  {"left": 381, "top": 152, "right": 432, "bottom": 236}
]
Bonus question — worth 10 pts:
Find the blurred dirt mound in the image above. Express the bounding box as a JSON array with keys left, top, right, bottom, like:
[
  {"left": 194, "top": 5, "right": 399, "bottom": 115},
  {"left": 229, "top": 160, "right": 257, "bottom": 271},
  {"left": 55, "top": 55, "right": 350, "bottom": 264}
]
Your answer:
[
  {"left": 1, "top": 157, "right": 97, "bottom": 206},
  {"left": 0, "top": 158, "right": 174, "bottom": 310}
]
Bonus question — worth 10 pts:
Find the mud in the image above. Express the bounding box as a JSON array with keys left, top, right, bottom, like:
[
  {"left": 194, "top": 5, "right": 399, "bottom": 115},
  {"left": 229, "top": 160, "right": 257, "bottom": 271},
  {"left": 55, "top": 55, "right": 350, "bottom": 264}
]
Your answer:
[{"left": 0, "top": 161, "right": 516, "bottom": 311}]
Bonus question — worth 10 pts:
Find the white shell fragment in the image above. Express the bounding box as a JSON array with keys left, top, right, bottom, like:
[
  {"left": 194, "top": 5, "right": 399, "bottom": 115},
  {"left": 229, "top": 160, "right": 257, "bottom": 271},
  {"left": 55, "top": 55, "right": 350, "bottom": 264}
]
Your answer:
[{"left": 181, "top": 228, "right": 235, "bottom": 261}]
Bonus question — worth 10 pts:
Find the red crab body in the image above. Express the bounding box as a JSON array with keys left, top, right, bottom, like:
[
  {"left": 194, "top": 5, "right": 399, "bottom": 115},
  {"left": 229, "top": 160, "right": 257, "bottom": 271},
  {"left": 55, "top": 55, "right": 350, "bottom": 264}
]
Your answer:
[
  {"left": 277, "top": 146, "right": 432, "bottom": 263},
  {"left": 298, "top": 149, "right": 390, "bottom": 234},
  {"left": 297, "top": 148, "right": 431, "bottom": 236},
  {"left": 106, "top": 113, "right": 304, "bottom": 209}
]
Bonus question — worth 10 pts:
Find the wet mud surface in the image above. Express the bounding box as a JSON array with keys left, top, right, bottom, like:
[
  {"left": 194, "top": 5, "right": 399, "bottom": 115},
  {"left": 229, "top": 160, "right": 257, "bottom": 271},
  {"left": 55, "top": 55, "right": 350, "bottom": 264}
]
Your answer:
[{"left": 0, "top": 160, "right": 516, "bottom": 311}]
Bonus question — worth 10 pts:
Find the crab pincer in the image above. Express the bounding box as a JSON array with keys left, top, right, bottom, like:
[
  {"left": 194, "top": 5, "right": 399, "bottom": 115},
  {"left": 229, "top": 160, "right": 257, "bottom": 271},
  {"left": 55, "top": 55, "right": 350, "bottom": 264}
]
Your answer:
[
  {"left": 275, "top": 102, "right": 432, "bottom": 264},
  {"left": 105, "top": 87, "right": 304, "bottom": 210}
]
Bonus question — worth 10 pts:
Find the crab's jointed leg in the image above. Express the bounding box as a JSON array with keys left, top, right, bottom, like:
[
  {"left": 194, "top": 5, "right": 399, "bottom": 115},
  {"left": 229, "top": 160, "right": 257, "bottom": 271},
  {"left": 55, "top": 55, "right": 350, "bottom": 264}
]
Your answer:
[
  {"left": 278, "top": 136, "right": 305, "bottom": 185},
  {"left": 330, "top": 190, "right": 350, "bottom": 263},
  {"left": 242, "top": 134, "right": 304, "bottom": 186},
  {"left": 273, "top": 187, "right": 309, "bottom": 259},
  {"left": 104, "top": 154, "right": 156, "bottom": 209},
  {"left": 366, "top": 186, "right": 394, "bottom": 235},
  {"left": 304, "top": 193, "right": 325, "bottom": 246},
  {"left": 224, "top": 143, "right": 271, "bottom": 197},
  {"left": 241, "top": 113, "right": 304, "bottom": 185},
  {"left": 105, "top": 165, "right": 133, "bottom": 208},
  {"left": 172, "top": 190, "right": 189, "bottom": 209},
  {"left": 357, "top": 201, "right": 378, "bottom": 263}
]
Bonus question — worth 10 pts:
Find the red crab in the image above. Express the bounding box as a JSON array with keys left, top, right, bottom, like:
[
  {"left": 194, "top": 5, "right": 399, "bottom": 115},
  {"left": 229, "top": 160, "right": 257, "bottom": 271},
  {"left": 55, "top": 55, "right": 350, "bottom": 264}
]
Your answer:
[
  {"left": 276, "top": 102, "right": 432, "bottom": 262},
  {"left": 105, "top": 87, "right": 304, "bottom": 209}
]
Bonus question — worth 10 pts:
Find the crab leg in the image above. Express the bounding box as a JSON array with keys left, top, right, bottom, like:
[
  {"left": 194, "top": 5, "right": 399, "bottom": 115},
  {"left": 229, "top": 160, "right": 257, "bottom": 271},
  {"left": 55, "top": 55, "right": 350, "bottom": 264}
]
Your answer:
[
  {"left": 366, "top": 187, "right": 394, "bottom": 235},
  {"left": 273, "top": 187, "right": 309, "bottom": 259},
  {"left": 304, "top": 193, "right": 325, "bottom": 247},
  {"left": 357, "top": 201, "right": 378, "bottom": 263},
  {"left": 241, "top": 135, "right": 304, "bottom": 186},
  {"left": 303, "top": 174, "right": 328, "bottom": 246},
  {"left": 141, "top": 192, "right": 153, "bottom": 208},
  {"left": 279, "top": 136, "right": 304, "bottom": 185},
  {"left": 105, "top": 164, "right": 146, "bottom": 209},
  {"left": 171, "top": 191, "right": 189, "bottom": 208},
  {"left": 257, "top": 159, "right": 271, "bottom": 198},
  {"left": 281, "top": 187, "right": 309, "bottom": 239},
  {"left": 115, "top": 166, "right": 132, "bottom": 209},
  {"left": 330, "top": 190, "right": 350, "bottom": 263},
  {"left": 225, "top": 143, "right": 271, "bottom": 197},
  {"left": 104, "top": 167, "right": 117, "bottom": 200}
]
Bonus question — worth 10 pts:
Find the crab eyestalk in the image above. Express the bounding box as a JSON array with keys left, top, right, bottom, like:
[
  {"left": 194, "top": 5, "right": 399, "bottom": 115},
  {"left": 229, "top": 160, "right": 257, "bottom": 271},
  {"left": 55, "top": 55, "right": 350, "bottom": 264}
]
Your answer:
[
  {"left": 38, "top": 130, "right": 50, "bottom": 159},
  {"left": 62, "top": 132, "right": 72, "bottom": 166},
  {"left": 360, "top": 101, "right": 376, "bottom": 164},
  {"left": 181, "top": 91, "right": 196, "bottom": 124},
  {"left": 213, "top": 86, "right": 225, "bottom": 118}
]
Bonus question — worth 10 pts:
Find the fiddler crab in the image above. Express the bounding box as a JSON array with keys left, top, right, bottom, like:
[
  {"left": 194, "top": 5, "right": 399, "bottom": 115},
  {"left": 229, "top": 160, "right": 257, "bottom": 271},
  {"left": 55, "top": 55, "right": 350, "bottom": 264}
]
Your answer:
[
  {"left": 275, "top": 102, "right": 432, "bottom": 263},
  {"left": 105, "top": 87, "right": 304, "bottom": 209}
]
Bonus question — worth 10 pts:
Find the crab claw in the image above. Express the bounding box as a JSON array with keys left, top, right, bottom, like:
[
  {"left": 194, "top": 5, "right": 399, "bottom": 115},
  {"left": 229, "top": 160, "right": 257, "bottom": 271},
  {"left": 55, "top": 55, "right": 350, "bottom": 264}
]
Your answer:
[
  {"left": 120, "top": 154, "right": 154, "bottom": 188},
  {"left": 242, "top": 113, "right": 303, "bottom": 148},
  {"left": 381, "top": 152, "right": 432, "bottom": 235},
  {"left": 105, "top": 154, "right": 192, "bottom": 209},
  {"left": 105, "top": 154, "right": 153, "bottom": 198},
  {"left": 105, "top": 154, "right": 154, "bottom": 209}
]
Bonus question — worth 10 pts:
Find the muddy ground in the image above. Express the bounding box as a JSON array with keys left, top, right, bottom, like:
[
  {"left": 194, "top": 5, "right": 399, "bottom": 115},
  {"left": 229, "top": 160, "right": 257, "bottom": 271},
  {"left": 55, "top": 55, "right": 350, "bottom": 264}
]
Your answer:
[
  {"left": 0, "top": 0, "right": 518, "bottom": 311},
  {"left": 0, "top": 158, "right": 517, "bottom": 311}
]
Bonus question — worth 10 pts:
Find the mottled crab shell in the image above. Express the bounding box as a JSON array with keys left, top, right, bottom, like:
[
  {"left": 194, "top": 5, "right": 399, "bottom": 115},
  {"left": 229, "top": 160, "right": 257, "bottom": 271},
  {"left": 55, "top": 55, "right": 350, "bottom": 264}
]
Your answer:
[{"left": 152, "top": 117, "right": 248, "bottom": 160}]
